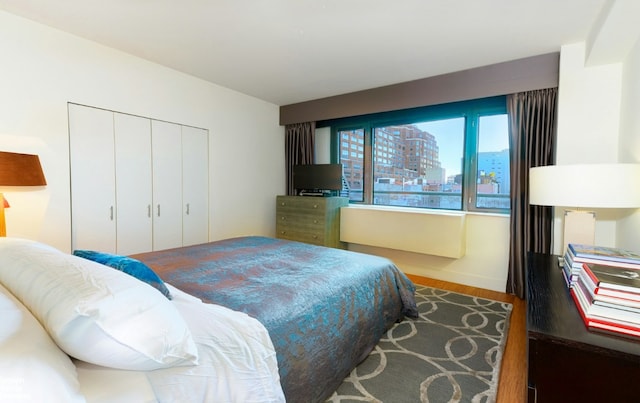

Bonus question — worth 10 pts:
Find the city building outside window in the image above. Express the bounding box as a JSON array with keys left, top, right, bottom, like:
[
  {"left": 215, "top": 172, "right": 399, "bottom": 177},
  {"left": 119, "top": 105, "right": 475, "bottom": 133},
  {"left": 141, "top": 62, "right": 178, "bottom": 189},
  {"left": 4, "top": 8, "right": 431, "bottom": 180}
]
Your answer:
[{"left": 329, "top": 96, "right": 509, "bottom": 213}]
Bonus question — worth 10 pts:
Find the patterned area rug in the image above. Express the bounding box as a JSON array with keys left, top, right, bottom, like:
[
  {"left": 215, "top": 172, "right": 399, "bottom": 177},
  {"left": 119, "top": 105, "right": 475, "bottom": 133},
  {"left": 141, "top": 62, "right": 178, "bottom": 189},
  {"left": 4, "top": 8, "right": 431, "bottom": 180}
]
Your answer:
[{"left": 327, "top": 285, "right": 513, "bottom": 403}]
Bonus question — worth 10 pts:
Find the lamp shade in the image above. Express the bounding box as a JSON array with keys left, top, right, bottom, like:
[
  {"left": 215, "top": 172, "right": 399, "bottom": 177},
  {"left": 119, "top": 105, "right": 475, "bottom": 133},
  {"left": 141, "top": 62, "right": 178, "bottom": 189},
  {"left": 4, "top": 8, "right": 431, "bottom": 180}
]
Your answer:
[
  {"left": 0, "top": 151, "right": 47, "bottom": 186},
  {"left": 529, "top": 163, "right": 640, "bottom": 208}
]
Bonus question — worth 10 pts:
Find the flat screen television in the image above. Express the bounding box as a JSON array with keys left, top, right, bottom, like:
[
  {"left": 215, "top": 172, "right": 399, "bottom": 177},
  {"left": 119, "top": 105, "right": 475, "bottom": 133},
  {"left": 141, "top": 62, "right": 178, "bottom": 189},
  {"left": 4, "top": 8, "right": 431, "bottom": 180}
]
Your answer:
[{"left": 293, "top": 164, "right": 343, "bottom": 195}]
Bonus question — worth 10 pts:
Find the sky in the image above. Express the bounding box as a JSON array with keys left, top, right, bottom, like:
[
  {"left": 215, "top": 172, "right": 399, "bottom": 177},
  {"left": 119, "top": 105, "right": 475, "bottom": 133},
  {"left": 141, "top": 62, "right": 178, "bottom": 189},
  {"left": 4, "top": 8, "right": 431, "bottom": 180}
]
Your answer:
[{"left": 415, "top": 114, "right": 508, "bottom": 176}]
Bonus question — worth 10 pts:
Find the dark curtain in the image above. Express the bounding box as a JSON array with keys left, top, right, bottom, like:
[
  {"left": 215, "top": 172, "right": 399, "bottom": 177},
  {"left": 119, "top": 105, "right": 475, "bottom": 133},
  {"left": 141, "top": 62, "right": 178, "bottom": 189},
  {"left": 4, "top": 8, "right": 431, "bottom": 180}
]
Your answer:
[
  {"left": 507, "top": 88, "right": 557, "bottom": 298},
  {"left": 285, "top": 122, "right": 315, "bottom": 195}
]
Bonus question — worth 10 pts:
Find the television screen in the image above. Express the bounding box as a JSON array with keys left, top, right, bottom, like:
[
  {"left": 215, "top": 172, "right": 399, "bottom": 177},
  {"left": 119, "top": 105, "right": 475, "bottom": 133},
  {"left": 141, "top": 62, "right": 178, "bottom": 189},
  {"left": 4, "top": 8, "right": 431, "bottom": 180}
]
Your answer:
[{"left": 293, "top": 164, "right": 343, "bottom": 193}]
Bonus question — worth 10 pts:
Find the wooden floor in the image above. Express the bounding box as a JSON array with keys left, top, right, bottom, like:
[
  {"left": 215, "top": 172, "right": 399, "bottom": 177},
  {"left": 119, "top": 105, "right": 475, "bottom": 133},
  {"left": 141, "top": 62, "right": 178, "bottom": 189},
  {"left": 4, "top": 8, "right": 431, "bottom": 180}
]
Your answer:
[{"left": 406, "top": 274, "right": 527, "bottom": 403}]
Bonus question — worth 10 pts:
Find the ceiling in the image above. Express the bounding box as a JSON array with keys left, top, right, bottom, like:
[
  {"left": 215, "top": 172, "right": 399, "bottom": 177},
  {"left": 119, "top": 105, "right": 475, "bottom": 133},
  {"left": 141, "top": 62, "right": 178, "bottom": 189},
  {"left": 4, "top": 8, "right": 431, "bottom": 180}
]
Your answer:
[{"left": 0, "top": 0, "right": 609, "bottom": 106}]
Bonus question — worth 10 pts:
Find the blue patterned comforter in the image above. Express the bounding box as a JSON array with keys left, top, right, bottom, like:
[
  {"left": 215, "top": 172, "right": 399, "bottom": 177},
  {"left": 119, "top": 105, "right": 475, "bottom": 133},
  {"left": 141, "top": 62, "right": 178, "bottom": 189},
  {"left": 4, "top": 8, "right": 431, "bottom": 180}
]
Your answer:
[{"left": 132, "top": 236, "right": 417, "bottom": 402}]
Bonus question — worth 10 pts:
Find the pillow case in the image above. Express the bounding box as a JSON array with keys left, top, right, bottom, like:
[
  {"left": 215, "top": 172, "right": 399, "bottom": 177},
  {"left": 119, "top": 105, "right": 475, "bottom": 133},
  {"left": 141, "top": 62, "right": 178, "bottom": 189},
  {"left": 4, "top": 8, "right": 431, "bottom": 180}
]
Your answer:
[
  {"left": 0, "top": 282, "right": 86, "bottom": 403},
  {"left": 0, "top": 238, "right": 198, "bottom": 371},
  {"left": 73, "top": 250, "right": 172, "bottom": 300}
]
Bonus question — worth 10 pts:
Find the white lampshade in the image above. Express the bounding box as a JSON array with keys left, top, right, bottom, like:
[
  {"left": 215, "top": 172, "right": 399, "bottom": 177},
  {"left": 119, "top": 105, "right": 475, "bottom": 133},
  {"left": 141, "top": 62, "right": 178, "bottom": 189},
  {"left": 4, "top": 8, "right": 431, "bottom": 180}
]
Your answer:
[{"left": 529, "top": 163, "right": 640, "bottom": 208}]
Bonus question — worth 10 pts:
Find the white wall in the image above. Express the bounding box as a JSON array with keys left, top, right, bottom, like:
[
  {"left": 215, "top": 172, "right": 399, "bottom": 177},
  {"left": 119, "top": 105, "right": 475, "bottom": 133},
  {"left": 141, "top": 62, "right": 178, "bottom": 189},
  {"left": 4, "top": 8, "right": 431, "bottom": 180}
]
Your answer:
[
  {"left": 315, "top": 127, "right": 331, "bottom": 163},
  {"left": 617, "top": 36, "right": 640, "bottom": 250},
  {"left": 348, "top": 214, "right": 510, "bottom": 292},
  {"left": 553, "top": 0, "right": 640, "bottom": 254},
  {"left": 553, "top": 42, "right": 623, "bottom": 253},
  {"left": 0, "top": 11, "right": 285, "bottom": 252}
]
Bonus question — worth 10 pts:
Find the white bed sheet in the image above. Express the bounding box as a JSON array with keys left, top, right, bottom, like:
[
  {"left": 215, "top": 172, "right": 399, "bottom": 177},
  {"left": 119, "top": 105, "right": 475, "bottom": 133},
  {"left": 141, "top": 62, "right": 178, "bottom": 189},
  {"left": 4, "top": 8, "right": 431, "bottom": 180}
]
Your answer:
[{"left": 75, "top": 284, "right": 285, "bottom": 403}]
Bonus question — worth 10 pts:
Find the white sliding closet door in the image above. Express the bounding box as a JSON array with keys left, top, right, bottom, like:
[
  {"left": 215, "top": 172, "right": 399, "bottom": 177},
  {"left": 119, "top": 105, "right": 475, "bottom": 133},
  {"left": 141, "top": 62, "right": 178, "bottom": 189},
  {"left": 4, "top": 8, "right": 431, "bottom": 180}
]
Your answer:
[
  {"left": 70, "top": 104, "right": 209, "bottom": 254},
  {"left": 69, "top": 104, "right": 117, "bottom": 253},
  {"left": 114, "top": 113, "right": 153, "bottom": 255},
  {"left": 182, "top": 126, "right": 209, "bottom": 246},
  {"left": 151, "top": 120, "right": 183, "bottom": 250}
]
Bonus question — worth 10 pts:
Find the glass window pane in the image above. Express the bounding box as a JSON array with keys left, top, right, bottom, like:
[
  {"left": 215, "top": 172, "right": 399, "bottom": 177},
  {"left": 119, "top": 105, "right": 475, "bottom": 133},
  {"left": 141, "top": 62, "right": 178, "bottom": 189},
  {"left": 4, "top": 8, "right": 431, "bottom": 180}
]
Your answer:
[
  {"left": 476, "top": 114, "right": 510, "bottom": 209},
  {"left": 338, "top": 128, "right": 364, "bottom": 202},
  {"left": 372, "top": 119, "right": 464, "bottom": 209}
]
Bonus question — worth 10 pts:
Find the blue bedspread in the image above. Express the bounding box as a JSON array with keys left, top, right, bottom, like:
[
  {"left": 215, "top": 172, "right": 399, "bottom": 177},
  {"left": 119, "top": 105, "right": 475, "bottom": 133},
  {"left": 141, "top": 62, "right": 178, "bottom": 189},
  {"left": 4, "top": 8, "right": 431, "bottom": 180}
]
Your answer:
[{"left": 132, "top": 236, "right": 417, "bottom": 402}]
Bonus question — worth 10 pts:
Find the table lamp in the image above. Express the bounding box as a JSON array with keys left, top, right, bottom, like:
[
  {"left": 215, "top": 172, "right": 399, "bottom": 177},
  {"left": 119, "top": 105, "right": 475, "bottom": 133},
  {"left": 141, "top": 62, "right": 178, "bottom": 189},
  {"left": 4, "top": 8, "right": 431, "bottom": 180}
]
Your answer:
[
  {"left": 529, "top": 163, "right": 640, "bottom": 254},
  {"left": 0, "top": 151, "right": 47, "bottom": 236}
]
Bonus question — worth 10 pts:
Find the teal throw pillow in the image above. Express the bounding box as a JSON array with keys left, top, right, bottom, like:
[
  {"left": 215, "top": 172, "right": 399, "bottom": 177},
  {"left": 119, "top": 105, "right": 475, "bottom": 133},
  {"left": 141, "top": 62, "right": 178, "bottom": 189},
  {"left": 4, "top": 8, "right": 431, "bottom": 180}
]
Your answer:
[{"left": 72, "top": 250, "right": 172, "bottom": 300}]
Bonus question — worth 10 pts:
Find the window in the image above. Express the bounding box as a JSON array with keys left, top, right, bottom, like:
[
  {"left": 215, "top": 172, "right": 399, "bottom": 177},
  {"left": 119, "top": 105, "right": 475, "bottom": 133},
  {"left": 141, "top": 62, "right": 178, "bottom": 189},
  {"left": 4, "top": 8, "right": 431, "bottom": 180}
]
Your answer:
[
  {"left": 335, "top": 128, "right": 365, "bottom": 202},
  {"left": 476, "top": 114, "right": 510, "bottom": 209},
  {"left": 329, "top": 96, "right": 509, "bottom": 212}
]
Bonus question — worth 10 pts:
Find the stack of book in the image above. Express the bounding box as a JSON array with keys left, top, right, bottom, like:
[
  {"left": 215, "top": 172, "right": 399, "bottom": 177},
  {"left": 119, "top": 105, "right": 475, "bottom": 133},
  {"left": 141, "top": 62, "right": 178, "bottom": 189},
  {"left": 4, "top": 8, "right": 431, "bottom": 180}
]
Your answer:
[
  {"left": 562, "top": 246, "right": 583, "bottom": 287},
  {"left": 564, "top": 244, "right": 640, "bottom": 338}
]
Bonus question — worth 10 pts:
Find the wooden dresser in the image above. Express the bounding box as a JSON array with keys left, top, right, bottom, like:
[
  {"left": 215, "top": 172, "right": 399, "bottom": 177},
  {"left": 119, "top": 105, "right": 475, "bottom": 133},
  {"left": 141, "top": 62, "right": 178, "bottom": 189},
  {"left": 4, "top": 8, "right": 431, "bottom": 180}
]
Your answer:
[
  {"left": 275, "top": 195, "right": 348, "bottom": 248},
  {"left": 526, "top": 253, "right": 640, "bottom": 403}
]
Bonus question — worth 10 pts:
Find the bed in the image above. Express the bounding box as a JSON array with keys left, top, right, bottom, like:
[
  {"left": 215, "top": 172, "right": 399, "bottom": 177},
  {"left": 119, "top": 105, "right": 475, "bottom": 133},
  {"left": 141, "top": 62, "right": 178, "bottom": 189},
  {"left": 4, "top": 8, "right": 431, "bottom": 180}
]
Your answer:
[
  {"left": 131, "top": 236, "right": 418, "bottom": 402},
  {"left": 0, "top": 236, "right": 417, "bottom": 402}
]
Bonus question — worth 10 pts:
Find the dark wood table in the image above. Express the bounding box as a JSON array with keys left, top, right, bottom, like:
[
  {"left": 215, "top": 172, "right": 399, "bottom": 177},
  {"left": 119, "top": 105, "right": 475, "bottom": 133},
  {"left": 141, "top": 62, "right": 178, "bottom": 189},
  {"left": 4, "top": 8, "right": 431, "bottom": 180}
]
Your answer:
[{"left": 526, "top": 252, "right": 640, "bottom": 403}]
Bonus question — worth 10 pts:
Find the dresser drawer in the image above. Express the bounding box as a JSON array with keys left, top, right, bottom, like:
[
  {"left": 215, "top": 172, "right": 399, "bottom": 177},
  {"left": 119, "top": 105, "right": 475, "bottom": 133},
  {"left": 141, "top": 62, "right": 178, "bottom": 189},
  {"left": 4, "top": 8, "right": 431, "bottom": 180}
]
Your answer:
[
  {"left": 276, "top": 212, "right": 325, "bottom": 230},
  {"left": 276, "top": 214, "right": 325, "bottom": 243},
  {"left": 277, "top": 197, "right": 326, "bottom": 214},
  {"left": 276, "top": 228, "right": 325, "bottom": 246}
]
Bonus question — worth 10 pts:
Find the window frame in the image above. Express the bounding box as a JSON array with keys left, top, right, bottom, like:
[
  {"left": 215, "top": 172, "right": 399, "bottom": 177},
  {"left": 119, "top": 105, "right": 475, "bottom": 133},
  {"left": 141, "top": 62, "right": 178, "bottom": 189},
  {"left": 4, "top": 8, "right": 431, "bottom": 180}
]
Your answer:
[{"left": 324, "top": 95, "right": 509, "bottom": 213}]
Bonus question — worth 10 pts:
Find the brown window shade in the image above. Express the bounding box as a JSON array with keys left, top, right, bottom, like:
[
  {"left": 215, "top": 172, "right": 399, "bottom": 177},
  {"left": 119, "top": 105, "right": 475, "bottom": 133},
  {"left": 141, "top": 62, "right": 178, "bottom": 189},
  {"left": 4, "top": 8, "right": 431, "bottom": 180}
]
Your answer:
[{"left": 280, "top": 52, "right": 559, "bottom": 125}]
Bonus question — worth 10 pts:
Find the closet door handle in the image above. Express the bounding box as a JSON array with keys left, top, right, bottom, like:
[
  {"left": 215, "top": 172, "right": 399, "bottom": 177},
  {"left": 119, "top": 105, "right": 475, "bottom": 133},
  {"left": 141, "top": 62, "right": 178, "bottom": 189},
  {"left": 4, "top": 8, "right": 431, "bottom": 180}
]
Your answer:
[
  {"left": 110, "top": 206, "right": 114, "bottom": 221},
  {"left": 147, "top": 204, "right": 151, "bottom": 218},
  {"left": 186, "top": 203, "right": 190, "bottom": 215},
  {"left": 157, "top": 204, "right": 161, "bottom": 217}
]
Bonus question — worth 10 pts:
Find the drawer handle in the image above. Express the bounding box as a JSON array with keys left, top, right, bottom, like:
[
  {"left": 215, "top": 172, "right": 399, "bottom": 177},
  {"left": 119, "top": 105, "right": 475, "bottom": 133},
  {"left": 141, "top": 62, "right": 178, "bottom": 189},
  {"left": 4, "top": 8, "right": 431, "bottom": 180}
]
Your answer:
[
  {"left": 312, "top": 235, "right": 318, "bottom": 239},
  {"left": 280, "top": 231, "right": 286, "bottom": 235},
  {"left": 313, "top": 204, "right": 318, "bottom": 208},
  {"left": 281, "top": 216, "right": 286, "bottom": 220},
  {"left": 313, "top": 219, "right": 318, "bottom": 224}
]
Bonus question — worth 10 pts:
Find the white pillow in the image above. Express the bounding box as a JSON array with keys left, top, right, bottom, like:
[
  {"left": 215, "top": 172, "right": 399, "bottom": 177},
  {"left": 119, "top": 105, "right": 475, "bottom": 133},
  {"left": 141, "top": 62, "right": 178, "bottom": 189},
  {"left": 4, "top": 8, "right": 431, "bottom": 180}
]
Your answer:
[
  {"left": 0, "top": 282, "right": 86, "bottom": 402},
  {"left": 0, "top": 238, "right": 198, "bottom": 371}
]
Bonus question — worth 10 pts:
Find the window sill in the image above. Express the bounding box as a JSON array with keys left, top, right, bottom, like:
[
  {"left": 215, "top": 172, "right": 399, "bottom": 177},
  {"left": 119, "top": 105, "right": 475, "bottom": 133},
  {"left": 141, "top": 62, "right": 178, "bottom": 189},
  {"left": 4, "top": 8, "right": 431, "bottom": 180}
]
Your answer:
[
  {"left": 339, "top": 204, "right": 468, "bottom": 258},
  {"left": 345, "top": 203, "right": 509, "bottom": 218}
]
